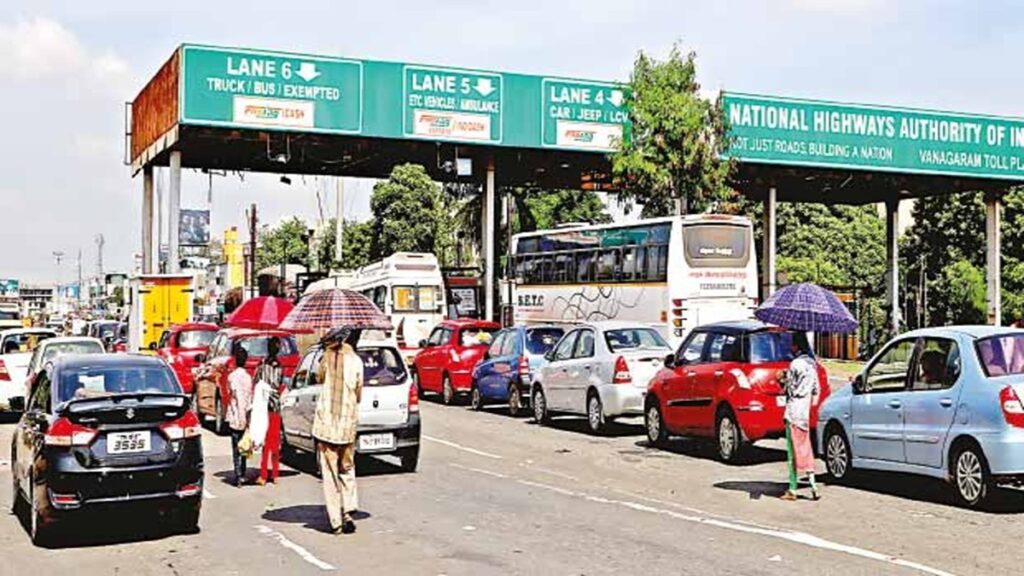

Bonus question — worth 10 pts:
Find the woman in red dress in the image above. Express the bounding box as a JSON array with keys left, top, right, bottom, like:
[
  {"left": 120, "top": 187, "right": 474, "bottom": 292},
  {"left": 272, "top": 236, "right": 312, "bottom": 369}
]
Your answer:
[{"left": 255, "top": 338, "right": 286, "bottom": 485}]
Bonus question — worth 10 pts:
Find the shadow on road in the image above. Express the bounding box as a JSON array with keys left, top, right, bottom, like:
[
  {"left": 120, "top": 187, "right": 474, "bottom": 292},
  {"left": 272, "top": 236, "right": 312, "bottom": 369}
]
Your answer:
[
  {"left": 535, "top": 415, "right": 645, "bottom": 439},
  {"left": 824, "top": 470, "right": 1024, "bottom": 514},
  {"left": 261, "top": 504, "right": 373, "bottom": 533},
  {"left": 11, "top": 506, "right": 196, "bottom": 549},
  {"left": 0, "top": 413, "right": 22, "bottom": 425},
  {"left": 714, "top": 480, "right": 790, "bottom": 500},
  {"left": 635, "top": 438, "right": 788, "bottom": 466}
]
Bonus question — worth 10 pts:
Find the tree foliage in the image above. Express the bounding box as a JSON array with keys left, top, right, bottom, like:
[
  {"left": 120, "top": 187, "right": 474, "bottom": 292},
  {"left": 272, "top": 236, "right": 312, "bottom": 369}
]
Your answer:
[
  {"left": 370, "top": 164, "right": 448, "bottom": 258},
  {"left": 316, "top": 218, "right": 375, "bottom": 271},
  {"left": 256, "top": 217, "right": 311, "bottom": 271},
  {"left": 611, "top": 42, "right": 733, "bottom": 218},
  {"left": 523, "top": 189, "right": 612, "bottom": 231}
]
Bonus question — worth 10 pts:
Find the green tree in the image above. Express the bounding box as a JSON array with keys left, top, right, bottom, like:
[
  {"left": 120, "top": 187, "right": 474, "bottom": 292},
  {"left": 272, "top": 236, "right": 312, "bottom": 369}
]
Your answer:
[
  {"left": 524, "top": 189, "right": 612, "bottom": 230},
  {"left": 611, "top": 42, "right": 733, "bottom": 217},
  {"left": 370, "top": 164, "right": 448, "bottom": 258},
  {"left": 940, "top": 259, "right": 987, "bottom": 324},
  {"left": 257, "top": 217, "right": 311, "bottom": 271},
  {"left": 775, "top": 204, "right": 886, "bottom": 289},
  {"left": 315, "top": 218, "right": 376, "bottom": 271}
]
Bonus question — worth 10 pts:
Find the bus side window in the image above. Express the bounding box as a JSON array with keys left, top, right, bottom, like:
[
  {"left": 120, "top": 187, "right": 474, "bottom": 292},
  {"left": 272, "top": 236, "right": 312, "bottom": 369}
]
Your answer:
[
  {"left": 622, "top": 248, "right": 637, "bottom": 281},
  {"left": 539, "top": 255, "right": 554, "bottom": 284},
  {"left": 555, "top": 254, "right": 573, "bottom": 283},
  {"left": 597, "top": 250, "right": 618, "bottom": 282},
  {"left": 576, "top": 251, "right": 595, "bottom": 283},
  {"left": 647, "top": 246, "right": 668, "bottom": 282}
]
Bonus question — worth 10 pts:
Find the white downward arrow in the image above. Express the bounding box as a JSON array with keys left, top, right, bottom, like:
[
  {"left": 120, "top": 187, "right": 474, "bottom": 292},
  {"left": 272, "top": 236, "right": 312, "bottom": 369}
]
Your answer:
[
  {"left": 609, "top": 89, "right": 624, "bottom": 107},
  {"left": 474, "top": 78, "right": 496, "bottom": 97},
  {"left": 296, "top": 62, "right": 321, "bottom": 82}
]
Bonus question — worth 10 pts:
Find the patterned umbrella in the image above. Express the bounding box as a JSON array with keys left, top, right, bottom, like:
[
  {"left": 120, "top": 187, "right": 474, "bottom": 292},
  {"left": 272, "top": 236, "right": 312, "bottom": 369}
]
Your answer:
[
  {"left": 225, "top": 296, "right": 294, "bottom": 330},
  {"left": 279, "top": 288, "right": 392, "bottom": 333},
  {"left": 755, "top": 282, "right": 858, "bottom": 334}
]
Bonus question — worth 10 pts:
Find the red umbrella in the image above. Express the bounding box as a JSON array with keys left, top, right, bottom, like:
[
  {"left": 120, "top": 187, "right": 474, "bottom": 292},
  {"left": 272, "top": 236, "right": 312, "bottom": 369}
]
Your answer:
[
  {"left": 226, "top": 296, "right": 295, "bottom": 330},
  {"left": 279, "top": 288, "right": 392, "bottom": 333}
]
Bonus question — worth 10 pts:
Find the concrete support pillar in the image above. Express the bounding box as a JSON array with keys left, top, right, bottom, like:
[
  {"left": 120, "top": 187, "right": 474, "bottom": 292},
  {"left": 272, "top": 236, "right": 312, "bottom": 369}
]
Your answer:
[
  {"left": 484, "top": 164, "right": 496, "bottom": 322},
  {"left": 986, "top": 192, "right": 1002, "bottom": 326},
  {"left": 142, "top": 166, "right": 154, "bottom": 274},
  {"left": 762, "top": 187, "right": 777, "bottom": 299},
  {"left": 168, "top": 150, "right": 182, "bottom": 273},
  {"left": 885, "top": 199, "right": 902, "bottom": 335}
]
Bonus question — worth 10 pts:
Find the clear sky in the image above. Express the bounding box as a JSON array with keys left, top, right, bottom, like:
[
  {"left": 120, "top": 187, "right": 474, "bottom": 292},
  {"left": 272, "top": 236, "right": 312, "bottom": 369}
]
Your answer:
[{"left": 0, "top": 0, "right": 1018, "bottom": 283}]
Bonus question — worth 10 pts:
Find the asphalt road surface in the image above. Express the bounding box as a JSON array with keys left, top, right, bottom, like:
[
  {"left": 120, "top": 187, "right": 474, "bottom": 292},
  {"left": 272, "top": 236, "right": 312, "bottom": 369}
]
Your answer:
[{"left": 0, "top": 398, "right": 1021, "bottom": 576}]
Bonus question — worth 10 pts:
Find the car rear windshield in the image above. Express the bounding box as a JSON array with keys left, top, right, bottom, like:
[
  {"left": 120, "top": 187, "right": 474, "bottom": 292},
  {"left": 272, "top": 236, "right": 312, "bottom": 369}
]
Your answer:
[
  {"left": 460, "top": 327, "right": 498, "bottom": 347},
  {"left": 976, "top": 334, "right": 1024, "bottom": 377},
  {"left": 58, "top": 366, "right": 180, "bottom": 403},
  {"left": 604, "top": 328, "right": 670, "bottom": 352},
  {"left": 526, "top": 328, "right": 565, "bottom": 355},
  {"left": 179, "top": 330, "right": 216, "bottom": 349},
  {"left": 749, "top": 331, "right": 796, "bottom": 363},
  {"left": 237, "top": 336, "right": 298, "bottom": 357},
  {"left": 44, "top": 341, "right": 104, "bottom": 361},
  {"left": 1, "top": 332, "right": 54, "bottom": 354},
  {"left": 357, "top": 347, "right": 407, "bottom": 386}
]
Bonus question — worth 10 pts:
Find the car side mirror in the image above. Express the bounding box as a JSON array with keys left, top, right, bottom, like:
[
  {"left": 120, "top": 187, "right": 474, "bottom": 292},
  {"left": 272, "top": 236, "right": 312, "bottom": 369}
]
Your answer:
[
  {"left": 419, "top": 339, "right": 428, "bottom": 349},
  {"left": 544, "top": 350, "right": 555, "bottom": 362},
  {"left": 195, "top": 353, "right": 207, "bottom": 364},
  {"left": 8, "top": 396, "right": 25, "bottom": 412},
  {"left": 664, "top": 354, "right": 675, "bottom": 369},
  {"left": 851, "top": 374, "right": 865, "bottom": 393},
  {"left": 148, "top": 341, "right": 158, "bottom": 351}
]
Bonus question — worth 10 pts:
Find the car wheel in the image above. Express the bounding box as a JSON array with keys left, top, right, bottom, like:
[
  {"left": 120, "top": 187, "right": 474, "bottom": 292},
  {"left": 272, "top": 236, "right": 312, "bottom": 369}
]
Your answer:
[
  {"left": 532, "top": 387, "right": 549, "bottom": 425},
  {"left": 214, "top": 392, "right": 225, "bottom": 435},
  {"left": 442, "top": 375, "right": 455, "bottom": 406},
  {"left": 508, "top": 386, "right": 522, "bottom": 417},
  {"left": 952, "top": 442, "right": 991, "bottom": 509},
  {"left": 411, "top": 368, "right": 422, "bottom": 398},
  {"left": 399, "top": 446, "right": 420, "bottom": 473},
  {"left": 470, "top": 385, "right": 484, "bottom": 411},
  {"left": 824, "top": 425, "right": 853, "bottom": 483},
  {"left": 587, "top": 392, "right": 606, "bottom": 435},
  {"left": 645, "top": 400, "right": 668, "bottom": 447},
  {"left": 715, "top": 408, "right": 743, "bottom": 463}
]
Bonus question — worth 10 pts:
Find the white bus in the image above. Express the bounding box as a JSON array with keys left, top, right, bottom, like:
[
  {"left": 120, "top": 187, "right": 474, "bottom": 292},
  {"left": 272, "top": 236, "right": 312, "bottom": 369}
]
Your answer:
[
  {"left": 510, "top": 214, "right": 759, "bottom": 348},
  {"left": 304, "top": 252, "right": 447, "bottom": 362}
]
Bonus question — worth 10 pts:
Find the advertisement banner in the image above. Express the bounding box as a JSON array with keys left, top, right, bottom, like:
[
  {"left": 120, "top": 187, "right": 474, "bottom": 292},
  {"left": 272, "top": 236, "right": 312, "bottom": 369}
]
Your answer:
[
  {"left": 179, "top": 209, "right": 211, "bottom": 246},
  {"left": 0, "top": 279, "right": 19, "bottom": 298}
]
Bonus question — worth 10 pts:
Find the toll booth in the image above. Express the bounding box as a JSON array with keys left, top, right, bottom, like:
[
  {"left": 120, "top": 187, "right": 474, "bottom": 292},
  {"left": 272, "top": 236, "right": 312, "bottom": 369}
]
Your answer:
[{"left": 442, "top": 267, "right": 483, "bottom": 320}]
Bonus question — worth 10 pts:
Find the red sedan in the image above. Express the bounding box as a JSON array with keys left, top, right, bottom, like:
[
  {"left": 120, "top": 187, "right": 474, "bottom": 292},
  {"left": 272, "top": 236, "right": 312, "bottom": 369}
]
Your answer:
[
  {"left": 413, "top": 319, "right": 500, "bottom": 405},
  {"left": 644, "top": 320, "right": 830, "bottom": 462},
  {"left": 193, "top": 329, "right": 300, "bottom": 434},
  {"left": 156, "top": 322, "right": 219, "bottom": 394}
]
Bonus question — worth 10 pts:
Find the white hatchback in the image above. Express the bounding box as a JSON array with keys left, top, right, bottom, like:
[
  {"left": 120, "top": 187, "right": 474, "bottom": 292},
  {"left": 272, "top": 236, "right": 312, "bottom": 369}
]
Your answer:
[
  {"left": 531, "top": 321, "right": 672, "bottom": 434},
  {"left": 0, "top": 328, "right": 58, "bottom": 411}
]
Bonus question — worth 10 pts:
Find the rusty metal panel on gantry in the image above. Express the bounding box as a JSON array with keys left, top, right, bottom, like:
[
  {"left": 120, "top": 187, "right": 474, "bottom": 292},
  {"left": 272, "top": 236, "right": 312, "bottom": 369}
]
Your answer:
[{"left": 130, "top": 49, "right": 181, "bottom": 166}]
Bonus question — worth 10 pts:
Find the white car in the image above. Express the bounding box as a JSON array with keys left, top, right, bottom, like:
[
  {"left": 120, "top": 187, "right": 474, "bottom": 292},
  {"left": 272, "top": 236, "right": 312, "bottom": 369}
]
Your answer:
[
  {"left": 22, "top": 335, "right": 106, "bottom": 392},
  {"left": 0, "top": 328, "right": 57, "bottom": 411},
  {"left": 531, "top": 321, "right": 673, "bottom": 434}
]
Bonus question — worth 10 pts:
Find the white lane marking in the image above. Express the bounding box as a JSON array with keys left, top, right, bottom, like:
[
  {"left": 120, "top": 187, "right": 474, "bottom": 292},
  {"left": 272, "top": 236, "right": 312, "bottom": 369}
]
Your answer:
[
  {"left": 203, "top": 489, "right": 217, "bottom": 500},
  {"left": 423, "top": 435, "right": 503, "bottom": 459},
  {"left": 254, "top": 525, "right": 336, "bottom": 571},
  {"left": 463, "top": 468, "right": 955, "bottom": 576},
  {"left": 450, "top": 463, "right": 508, "bottom": 479},
  {"left": 518, "top": 461, "right": 579, "bottom": 482}
]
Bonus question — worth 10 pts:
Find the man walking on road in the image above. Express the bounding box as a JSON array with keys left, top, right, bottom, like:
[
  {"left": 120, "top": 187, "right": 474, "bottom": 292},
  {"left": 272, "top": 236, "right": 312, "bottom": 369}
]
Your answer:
[
  {"left": 314, "top": 329, "right": 364, "bottom": 535},
  {"left": 227, "top": 346, "right": 254, "bottom": 487}
]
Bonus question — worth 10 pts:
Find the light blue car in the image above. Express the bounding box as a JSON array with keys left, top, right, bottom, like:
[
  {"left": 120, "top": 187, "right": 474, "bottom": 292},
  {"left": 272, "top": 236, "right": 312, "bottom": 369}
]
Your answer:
[{"left": 817, "top": 325, "right": 1024, "bottom": 508}]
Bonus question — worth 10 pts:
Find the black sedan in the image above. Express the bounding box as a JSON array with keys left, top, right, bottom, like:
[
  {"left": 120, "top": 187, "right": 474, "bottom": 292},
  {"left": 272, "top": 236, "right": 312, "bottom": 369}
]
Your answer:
[{"left": 9, "top": 354, "right": 204, "bottom": 545}]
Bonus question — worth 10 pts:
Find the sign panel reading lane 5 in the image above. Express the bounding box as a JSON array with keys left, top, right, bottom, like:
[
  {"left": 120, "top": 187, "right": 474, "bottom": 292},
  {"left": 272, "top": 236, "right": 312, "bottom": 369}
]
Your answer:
[
  {"left": 181, "top": 45, "right": 363, "bottom": 134},
  {"left": 403, "top": 66, "right": 502, "bottom": 143},
  {"left": 542, "top": 78, "right": 627, "bottom": 151}
]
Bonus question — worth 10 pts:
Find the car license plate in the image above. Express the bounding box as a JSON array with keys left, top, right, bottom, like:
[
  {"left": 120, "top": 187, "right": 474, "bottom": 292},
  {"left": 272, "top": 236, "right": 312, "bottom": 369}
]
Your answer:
[
  {"left": 776, "top": 395, "right": 787, "bottom": 407},
  {"left": 358, "top": 433, "right": 395, "bottom": 452},
  {"left": 108, "top": 431, "right": 151, "bottom": 454}
]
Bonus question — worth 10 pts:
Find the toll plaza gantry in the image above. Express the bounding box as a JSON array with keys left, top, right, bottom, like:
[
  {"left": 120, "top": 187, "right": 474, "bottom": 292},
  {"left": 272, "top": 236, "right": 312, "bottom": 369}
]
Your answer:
[
  {"left": 130, "top": 44, "right": 1024, "bottom": 329},
  {"left": 129, "top": 44, "right": 628, "bottom": 320}
]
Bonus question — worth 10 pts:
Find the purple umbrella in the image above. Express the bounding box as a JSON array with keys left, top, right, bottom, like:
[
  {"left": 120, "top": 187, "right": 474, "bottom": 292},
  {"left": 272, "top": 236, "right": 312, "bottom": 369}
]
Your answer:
[{"left": 755, "top": 283, "right": 858, "bottom": 333}]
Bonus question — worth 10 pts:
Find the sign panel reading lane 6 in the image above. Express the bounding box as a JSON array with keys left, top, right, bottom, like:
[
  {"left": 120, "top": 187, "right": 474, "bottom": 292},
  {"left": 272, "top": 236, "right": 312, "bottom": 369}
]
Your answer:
[
  {"left": 181, "top": 46, "right": 363, "bottom": 133},
  {"left": 542, "top": 78, "right": 627, "bottom": 151},
  {"left": 403, "top": 66, "right": 503, "bottom": 143}
]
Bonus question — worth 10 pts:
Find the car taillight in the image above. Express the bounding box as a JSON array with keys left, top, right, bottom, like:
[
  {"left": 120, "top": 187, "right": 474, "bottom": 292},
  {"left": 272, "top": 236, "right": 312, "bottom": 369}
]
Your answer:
[
  {"left": 518, "top": 356, "right": 530, "bottom": 377},
  {"left": 0, "top": 359, "right": 9, "bottom": 382},
  {"left": 1000, "top": 386, "right": 1024, "bottom": 428},
  {"left": 408, "top": 382, "right": 420, "bottom": 414},
  {"left": 613, "top": 356, "right": 632, "bottom": 385},
  {"left": 45, "top": 417, "right": 98, "bottom": 447},
  {"left": 161, "top": 410, "right": 203, "bottom": 440}
]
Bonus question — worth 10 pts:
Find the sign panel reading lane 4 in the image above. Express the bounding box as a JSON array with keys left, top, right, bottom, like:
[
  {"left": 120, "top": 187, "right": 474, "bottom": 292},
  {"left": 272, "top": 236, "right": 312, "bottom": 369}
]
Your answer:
[
  {"left": 542, "top": 78, "right": 627, "bottom": 151},
  {"left": 181, "top": 45, "right": 363, "bottom": 134},
  {"left": 724, "top": 92, "right": 1024, "bottom": 180},
  {"left": 403, "top": 66, "right": 503, "bottom": 143}
]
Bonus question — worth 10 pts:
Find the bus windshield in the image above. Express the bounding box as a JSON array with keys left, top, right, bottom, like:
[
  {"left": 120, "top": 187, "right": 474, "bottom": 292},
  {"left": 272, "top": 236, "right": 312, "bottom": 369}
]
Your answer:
[{"left": 682, "top": 224, "right": 751, "bottom": 268}]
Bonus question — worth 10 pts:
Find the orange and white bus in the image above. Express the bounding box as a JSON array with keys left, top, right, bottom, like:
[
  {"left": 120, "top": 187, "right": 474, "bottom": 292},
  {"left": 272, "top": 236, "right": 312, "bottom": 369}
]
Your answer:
[{"left": 510, "top": 214, "right": 758, "bottom": 348}]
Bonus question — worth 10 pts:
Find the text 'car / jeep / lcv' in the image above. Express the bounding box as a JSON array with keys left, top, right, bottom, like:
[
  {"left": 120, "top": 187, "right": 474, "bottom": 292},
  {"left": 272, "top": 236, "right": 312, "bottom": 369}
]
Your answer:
[
  {"left": 818, "top": 326, "right": 1024, "bottom": 508},
  {"left": 281, "top": 339, "right": 421, "bottom": 472},
  {"left": 531, "top": 322, "right": 672, "bottom": 434},
  {"left": 9, "top": 354, "right": 204, "bottom": 546}
]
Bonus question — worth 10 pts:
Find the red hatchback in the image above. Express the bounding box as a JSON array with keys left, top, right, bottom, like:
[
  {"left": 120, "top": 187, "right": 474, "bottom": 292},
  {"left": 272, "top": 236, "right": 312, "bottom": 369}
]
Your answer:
[
  {"left": 644, "top": 320, "right": 830, "bottom": 462},
  {"left": 156, "top": 322, "right": 219, "bottom": 394},
  {"left": 413, "top": 319, "right": 500, "bottom": 405},
  {"left": 193, "top": 329, "right": 300, "bottom": 434}
]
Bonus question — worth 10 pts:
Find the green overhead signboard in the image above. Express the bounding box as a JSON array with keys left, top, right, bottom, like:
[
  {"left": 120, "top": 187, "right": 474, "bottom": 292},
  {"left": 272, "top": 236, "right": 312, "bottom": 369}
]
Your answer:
[
  {"left": 403, "top": 66, "right": 503, "bottom": 143},
  {"left": 723, "top": 92, "right": 1024, "bottom": 180},
  {"left": 181, "top": 46, "right": 363, "bottom": 133},
  {"left": 542, "top": 79, "right": 628, "bottom": 151}
]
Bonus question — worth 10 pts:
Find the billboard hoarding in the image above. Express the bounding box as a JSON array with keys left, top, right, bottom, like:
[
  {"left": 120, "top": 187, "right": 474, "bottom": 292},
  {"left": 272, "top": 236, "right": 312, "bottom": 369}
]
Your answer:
[{"left": 180, "top": 209, "right": 211, "bottom": 246}]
